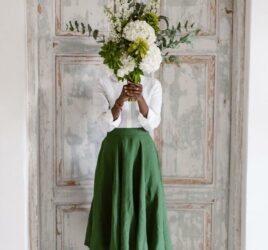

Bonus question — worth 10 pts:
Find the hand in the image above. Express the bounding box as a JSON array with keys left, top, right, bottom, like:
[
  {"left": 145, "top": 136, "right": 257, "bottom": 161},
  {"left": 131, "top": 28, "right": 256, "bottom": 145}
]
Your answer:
[
  {"left": 116, "top": 83, "right": 131, "bottom": 104},
  {"left": 116, "top": 81, "right": 142, "bottom": 103},
  {"left": 124, "top": 80, "right": 143, "bottom": 101},
  {"left": 111, "top": 84, "right": 129, "bottom": 121}
]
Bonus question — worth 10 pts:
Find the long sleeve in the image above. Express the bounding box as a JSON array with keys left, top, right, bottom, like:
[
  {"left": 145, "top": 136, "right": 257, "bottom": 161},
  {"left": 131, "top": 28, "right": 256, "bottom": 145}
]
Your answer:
[
  {"left": 137, "top": 78, "right": 162, "bottom": 131},
  {"left": 92, "top": 78, "right": 121, "bottom": 133}
]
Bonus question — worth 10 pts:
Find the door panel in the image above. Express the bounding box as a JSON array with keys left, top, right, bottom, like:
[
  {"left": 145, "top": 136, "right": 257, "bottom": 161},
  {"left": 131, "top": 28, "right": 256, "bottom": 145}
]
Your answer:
[
  {"left": 38, "top": 0, "right": 233, "bottom": 249},
  {"left": 55, "top": 56, "right": 105, "bottom": 187},
  {"left": 157, "top": 55, "right": 215, "bottom": 185}
]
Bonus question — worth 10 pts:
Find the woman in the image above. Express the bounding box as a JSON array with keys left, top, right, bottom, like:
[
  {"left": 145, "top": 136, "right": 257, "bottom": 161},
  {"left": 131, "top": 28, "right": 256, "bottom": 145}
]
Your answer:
[{"left": 84, "top": 73, "right": 172, "bottom": 250}]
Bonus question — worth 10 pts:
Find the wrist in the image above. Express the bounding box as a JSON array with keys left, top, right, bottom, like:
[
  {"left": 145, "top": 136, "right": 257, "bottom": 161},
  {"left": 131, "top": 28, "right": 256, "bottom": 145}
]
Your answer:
[
  {"left": 114, "top": 99, "right": 123, "bottom": 111},
  {"left": 137, "top": 95, "right": 144, "bottom": 103},
  {"left": 116, "top": 97, "right": 124, "bottom": 106}
]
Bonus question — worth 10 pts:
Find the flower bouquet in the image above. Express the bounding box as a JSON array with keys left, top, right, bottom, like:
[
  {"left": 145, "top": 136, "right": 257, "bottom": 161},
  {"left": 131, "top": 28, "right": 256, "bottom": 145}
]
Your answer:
[{"left": 66, "top": 0, "right": 200, "bottom": 100}]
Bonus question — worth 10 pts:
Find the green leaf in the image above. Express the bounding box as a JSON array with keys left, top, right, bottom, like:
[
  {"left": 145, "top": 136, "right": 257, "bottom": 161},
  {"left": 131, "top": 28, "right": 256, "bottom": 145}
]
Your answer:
[
  {"left": 177, "top": 22, "right": 181, "bottom": 32},
  {"left": 158, "top": 15, "right": 169, "bottom": 29},
  {"left": 195, "top": 28, "right": 201, "bottom": 35},
  {"left": 93, "top": 29, "right": 99, "bottom": 40},
  {"left": 81, "top": 22, "right": 85, "bottom": 34},
  {"left": 69, "top": 21, "right": 74, "bottom": 32},
  {"left": 75, "top": 20, "right": 79, "bottom": 32},
  {"left": 98, "top": 40, "right": 123, "bottom": 72},
  {"left": 87, "top": 24, "right": 92, "bottom": 36},
  {"left": 184, "top": 20, "right": 188, "bottom": 30},
  {"left": 128, "top": 38, "right": 149, "bottom": 61},
  {"left": 162, "top": 36, "right": 167, "bottom": 47}
]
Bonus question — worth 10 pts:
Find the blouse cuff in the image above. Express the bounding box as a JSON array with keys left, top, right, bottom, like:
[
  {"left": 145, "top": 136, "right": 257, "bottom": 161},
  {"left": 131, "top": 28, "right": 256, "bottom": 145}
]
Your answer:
[
  {"left": 104, "top": 109, "right": 122, "bottom": 128},
  {"left": 137, "top": 107, "right": 155, "bottom": 131}
]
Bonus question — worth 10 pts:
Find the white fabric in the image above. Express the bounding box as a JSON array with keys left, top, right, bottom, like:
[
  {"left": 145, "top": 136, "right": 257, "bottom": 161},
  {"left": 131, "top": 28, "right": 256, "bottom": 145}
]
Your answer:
[{"left": 92, "top": 74, "right": 162, "bottom": 137}]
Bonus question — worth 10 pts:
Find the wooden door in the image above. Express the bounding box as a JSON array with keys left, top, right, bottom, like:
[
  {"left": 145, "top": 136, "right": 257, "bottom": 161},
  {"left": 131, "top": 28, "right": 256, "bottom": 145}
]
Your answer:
[{"left": 37, "top": 0, "right": 233, "bottom": 249}]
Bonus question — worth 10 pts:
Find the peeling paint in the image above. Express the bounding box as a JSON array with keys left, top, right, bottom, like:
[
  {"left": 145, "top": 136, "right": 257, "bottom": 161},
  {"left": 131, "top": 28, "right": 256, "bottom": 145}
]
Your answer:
[
  {"left": 225, "top": 7, "right": 233, "bottom": 14},
  {"left": 37, "top": 3, "right": 42, "bottom": 14}
]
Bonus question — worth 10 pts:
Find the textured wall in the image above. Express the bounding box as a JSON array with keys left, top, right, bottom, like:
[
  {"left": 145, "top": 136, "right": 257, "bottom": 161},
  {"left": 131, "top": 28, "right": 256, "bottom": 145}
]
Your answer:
[
  {"left": 246, "top": 1, "right": 268, "bottom": 250},
  {"left": 0, "top": 1, "right": 28, "bottom": 250}
]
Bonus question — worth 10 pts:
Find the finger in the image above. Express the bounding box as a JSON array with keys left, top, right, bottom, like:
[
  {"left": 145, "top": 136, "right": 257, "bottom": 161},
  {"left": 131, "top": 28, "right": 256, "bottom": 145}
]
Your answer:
[
  {"left": 126, "top": 84, "right": 136, "bottom": 89},
  {"left": 125, "top": 89, "right": 141, "bottom": 95},
  {"left": 126, "top": 92, "right": 135, "bottom": 97},
  {"left": 130, "top": 85, "right": 142, "bottom": 92},
  {"left": 131, "top": 94, "right": 140, "bottom": 99},
  {"left": 126, "top": 85, "right": 140, "bottom": 91},
  {"left": 128, "top": 88, "right": 141, "bottom": 93},
  {"left": 125, "top": 87, "right": 137, "bottom": 92},
  {"left": 123, "top": 86, "right": 131, "bottom": 92}
]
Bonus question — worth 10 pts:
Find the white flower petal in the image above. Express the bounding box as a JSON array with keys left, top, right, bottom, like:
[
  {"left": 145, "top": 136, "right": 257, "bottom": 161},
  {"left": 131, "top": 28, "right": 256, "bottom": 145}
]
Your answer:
[
  {"left": 123, "top": 20, "right": 156, "bottom": 45},
  {"left": 139, "top": 44, "right": 162, "bottom": 74}
]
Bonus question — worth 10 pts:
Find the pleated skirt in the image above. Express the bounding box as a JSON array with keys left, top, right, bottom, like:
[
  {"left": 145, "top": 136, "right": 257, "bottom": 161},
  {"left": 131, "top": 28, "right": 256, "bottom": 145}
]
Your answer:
[{"left": 84, "top": 127, "right": 173, "bottom": 250}]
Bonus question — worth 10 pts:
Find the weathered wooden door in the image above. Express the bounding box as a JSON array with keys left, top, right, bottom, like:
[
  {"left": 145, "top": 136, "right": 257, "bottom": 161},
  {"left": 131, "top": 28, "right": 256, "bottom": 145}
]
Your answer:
[{"left": 38, "top": 0, "right": 233, "bottom": 249}]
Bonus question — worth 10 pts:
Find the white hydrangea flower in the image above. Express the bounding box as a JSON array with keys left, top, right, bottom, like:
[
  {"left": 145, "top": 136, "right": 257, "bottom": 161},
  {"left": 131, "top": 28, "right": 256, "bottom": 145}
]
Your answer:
[
  {"left": 117, "top": 69, "right": 126, "bottom": 78},
  {"left": 117, "top": 54, "right": 136, "bottom": 78},
  {"left": 123, "top": 20, "right": 156, "bottom": 45},
  {"left": 139, "top": 43, "right": 162, "bottom": 74}
]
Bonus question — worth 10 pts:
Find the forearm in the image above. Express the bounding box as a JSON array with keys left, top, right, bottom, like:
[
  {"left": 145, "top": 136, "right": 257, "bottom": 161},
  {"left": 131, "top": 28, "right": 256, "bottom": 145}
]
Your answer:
[
  {"left": 111, "top": 98, "right": 124, "bottom": 120},
  {"left": 137, "top": 95, "right": 149, "bottom": 118}
]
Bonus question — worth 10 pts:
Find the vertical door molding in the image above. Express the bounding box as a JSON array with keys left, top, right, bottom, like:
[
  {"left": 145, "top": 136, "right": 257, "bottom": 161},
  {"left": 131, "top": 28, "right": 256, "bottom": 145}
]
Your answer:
[
  {"left": 27, "top": 0, "right": 40, "bottom": 250},
  {"left": 228, "top": 0, "right": 249, "bottom": 250}
]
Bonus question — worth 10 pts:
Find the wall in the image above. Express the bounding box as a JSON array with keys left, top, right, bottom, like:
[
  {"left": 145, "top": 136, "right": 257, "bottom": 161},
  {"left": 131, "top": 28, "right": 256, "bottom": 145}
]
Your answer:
[
  {"left": 0, "top": 0, "right": 28, "bottom": 250},
  {"left": 246, "top": 1, "right": 268, "bottom": 250}
]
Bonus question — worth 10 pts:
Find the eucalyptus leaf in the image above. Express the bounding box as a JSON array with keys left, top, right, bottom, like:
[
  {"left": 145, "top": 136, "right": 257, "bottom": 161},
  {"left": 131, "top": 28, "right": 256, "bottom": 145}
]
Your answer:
[
  {"left": 184, "top": 20, "right": 188, "bottom": 30},
  {"left": 93, "top": 29, "right": 99, "bottom": 40},
  {"left": 75, "top": 20, "right": 79, "bottom": 32},
  {"left": 87, "top": 24, "right": 92, "bottom": 36},
  {"left": 68, "top": 21, "right": 74, "bottom": 32},
  {"left": 81, "top": 22, "right": 85, "bottom": 34},
  {"left": 158, "top": 15, "right": 169, "bottom": 29},
  {"left": 177, "top": 22, "right": 181, "bottom": 32}
]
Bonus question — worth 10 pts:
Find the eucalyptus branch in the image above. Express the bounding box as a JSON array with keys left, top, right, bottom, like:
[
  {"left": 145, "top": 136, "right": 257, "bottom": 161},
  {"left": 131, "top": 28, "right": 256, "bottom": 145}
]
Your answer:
[
  {"left": 157, "top": 18, "right": 201, "bottom": 66},
  {"left": 66, "top": 20, "right": 105, "bottom": 43}
]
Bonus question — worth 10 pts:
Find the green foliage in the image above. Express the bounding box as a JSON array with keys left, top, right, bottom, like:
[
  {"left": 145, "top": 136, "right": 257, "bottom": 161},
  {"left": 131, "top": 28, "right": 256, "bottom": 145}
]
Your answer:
[
  {"left": 65, "top": 20, "right": 105, "bottom": 43},
  {"left": 128, "top": 38, "right": 149, "bottom": 61},
  {"left": 157, "top": 20, "right": 201, "bottom": 50},
  {"left": 163, "top": 55, "right": 180, "bottom": 66},
  {"left": 127, "top": 67, "right": 144, "bottom": 84},
  {"left": 158, "top": 15, "right": 169, "bottom": 29},
  {"left": 67, "top": 21, "right": 74, "bottom": 32},
  {"left": 141, "top": 12, "right": 160, "bottom": 34},
  {"left": 98, "top": 40, "right": 123, "bottom": 73}
]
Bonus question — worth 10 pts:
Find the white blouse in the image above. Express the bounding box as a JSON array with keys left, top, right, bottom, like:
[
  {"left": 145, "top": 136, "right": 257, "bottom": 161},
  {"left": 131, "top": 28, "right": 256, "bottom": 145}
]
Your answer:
[{"left": 92, "top": 73, "right": 162, "bottom": 137}]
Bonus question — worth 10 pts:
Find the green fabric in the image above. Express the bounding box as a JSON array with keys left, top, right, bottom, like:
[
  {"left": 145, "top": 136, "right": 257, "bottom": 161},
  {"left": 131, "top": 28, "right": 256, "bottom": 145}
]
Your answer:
[{"left": 84, "top": 127, "right": 173, "bottom": 250}]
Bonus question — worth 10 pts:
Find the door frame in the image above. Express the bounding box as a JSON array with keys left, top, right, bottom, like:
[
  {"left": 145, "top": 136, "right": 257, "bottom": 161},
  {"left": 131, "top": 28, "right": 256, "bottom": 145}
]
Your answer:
[
  {"left": 228, "top": 1, "right": 250, "bottom": 250},
  {"left": 26, "top": 0, "right": 250, "bottom": 249}
]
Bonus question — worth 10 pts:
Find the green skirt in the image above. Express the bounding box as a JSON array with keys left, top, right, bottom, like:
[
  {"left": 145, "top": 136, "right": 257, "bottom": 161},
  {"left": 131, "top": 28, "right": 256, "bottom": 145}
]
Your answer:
[{"left": 84, "top": 127, "right": 173, "bottom": 250}]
